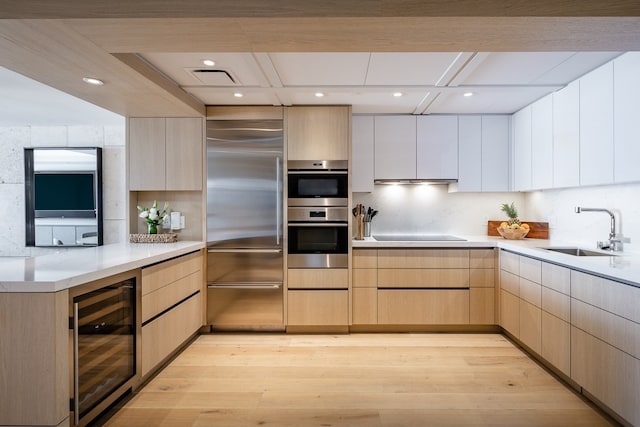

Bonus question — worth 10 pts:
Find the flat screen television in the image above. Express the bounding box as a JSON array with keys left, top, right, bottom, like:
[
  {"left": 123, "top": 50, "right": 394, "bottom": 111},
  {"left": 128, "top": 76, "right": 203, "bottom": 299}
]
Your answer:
[{"left": 34, "top": 172, "right": 97, "bottom": 218}]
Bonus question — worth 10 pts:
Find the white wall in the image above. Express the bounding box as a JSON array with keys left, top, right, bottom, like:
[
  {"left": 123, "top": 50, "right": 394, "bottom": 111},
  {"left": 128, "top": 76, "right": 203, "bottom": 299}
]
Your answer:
[
  {"left": 523, "top": 183, "right": 640, "bottom": 252},
  {"left": 354, "top": 186, "right": 525, "bottom": 236},
  {"left": 0, "top": 123, "right": 126, "bottom": 257}
]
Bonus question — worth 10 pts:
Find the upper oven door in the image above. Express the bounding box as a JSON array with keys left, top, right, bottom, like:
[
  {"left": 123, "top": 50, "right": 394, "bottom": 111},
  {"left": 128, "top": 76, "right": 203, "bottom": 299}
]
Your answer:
[{"left": 287, "top": 172, "right": 348, "bottom": 206}]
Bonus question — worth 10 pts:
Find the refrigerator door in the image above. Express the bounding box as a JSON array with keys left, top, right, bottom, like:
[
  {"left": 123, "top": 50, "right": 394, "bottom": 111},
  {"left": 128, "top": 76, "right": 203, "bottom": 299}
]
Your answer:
[{"left": 206, "top": 120, "right": 283, "bottom": 248}]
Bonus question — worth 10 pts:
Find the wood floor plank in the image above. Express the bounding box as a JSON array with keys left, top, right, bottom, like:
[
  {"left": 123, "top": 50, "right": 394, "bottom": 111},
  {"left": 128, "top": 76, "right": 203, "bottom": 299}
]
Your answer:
[{"left": 100, "top": 333, "right": 615, "bottom": 427}]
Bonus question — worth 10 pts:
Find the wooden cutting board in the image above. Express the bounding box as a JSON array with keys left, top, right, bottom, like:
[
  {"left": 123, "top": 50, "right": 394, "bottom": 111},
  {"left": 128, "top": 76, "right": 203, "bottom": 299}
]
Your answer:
[{"left": 487, "top": 220, "right": 549, "bottom": 239}]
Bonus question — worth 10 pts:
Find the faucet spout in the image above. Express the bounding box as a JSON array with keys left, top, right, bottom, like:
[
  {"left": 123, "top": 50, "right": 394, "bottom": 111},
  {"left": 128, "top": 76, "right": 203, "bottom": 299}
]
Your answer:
[{"left": 574, "top": 206, "right": 621, "bottom": 251}]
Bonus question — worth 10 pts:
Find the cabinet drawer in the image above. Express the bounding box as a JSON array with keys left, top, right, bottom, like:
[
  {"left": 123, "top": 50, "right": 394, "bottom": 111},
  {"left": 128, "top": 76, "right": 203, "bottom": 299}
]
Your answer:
[
  {"left": 541, "top": 262, "right": 570, "bottom": 295},
  {"left": 500, "top": 289, "right": 520, "bottom": 337},
  {"left": 142, "top": 270, "right": 202, "bottom": 323},
  {"left": 353, "top": 268, "right": 377, "bottom": 288},
  {"left": 571, "top": 270, "right": 640, "bottom": 323},
  {"left": 353, "top": 288, "right": 377, "bottom": 325},
  {"left": 519, "top": 277, "right": 541, "bottom": 307},
  {"left": 378, "top": 249, "right": 469, "bottom": 269},
  {"left": 541, "top": 311, "right": 571, "bottom": 377},
  {"left": 142, "top": 251, "right": 202, "bottom": 296},
  {"left": 378, "top": 268, "right": 469, "bottom": 288},
  {"left": 377, "top": 289, "right": 469, "bottom": 324},
  {"left": 500, "top": 250, "right": 519, "bottom": 275},
  {"left": 519, "top": 299, "right": 541, "bottom": 354},
  {"left": 353, "top": 249, "right": 377, "bottom": 268},
  {"left": 141, "top": 292, "right": 202, "bottom": 376},
  {"left": 500, "top": 269, "right": 519, "bottom": 296},
  {"left": 287, "top": 290, "right": 348, "bottom": 325},
  {"left": 541, "top": 287, "right": 570, "bottom": 321},
  {"left": 470, "top": 288, "right": 495, "bottom": 325},
  {"left": 470, "top": 249, "right": 494, "bottom": 268},
  {"left": 572, "top": 298, "right": 640, "bottom": 359},
  {"left": 470, "top": 268, "right": 494, "bottom": 288},
  {"left": 519, "top": 256, "right": 541, "bottom": 284},
  {"left": 287, "top": 268, "right": 348, "bottom": 289}
]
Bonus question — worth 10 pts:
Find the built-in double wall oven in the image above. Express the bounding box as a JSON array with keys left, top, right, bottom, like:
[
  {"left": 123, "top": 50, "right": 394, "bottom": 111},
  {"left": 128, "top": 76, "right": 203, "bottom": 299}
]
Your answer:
[{"left": 287, "top": 160, "right": 349, "bottom": 269}]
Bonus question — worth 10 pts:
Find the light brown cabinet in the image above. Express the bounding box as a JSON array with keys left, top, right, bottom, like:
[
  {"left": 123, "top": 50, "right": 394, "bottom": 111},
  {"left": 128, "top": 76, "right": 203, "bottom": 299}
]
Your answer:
[
  {"left": 129, "top": 117, "right": 203, "bottom": 190},
  {"left": 570, "top": 270, "right": 640, "bottom": 426},
  {"left": 540, "top": 263, "right": 571, "bottom": 376},
  {"left": 287, "top": 290, "right": 349, "bottom": 326},
  {"left": 287, "top": 268, "right": 349, "bottom": 328},
  {"left": 140, "top": 250, "right": 204, "bottom": 376},
  {"left": 353, "top": 248, "right": 495, "bottom": 327},
  {"left": 286, "top": 106, "right": 351, "bottom": 160}
]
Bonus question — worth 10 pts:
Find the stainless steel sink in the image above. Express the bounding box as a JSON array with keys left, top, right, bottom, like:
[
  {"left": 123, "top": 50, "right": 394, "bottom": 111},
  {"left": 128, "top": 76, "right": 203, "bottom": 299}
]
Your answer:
[{"left": 540, "top": 247, "right": 616, "bottom": 257}]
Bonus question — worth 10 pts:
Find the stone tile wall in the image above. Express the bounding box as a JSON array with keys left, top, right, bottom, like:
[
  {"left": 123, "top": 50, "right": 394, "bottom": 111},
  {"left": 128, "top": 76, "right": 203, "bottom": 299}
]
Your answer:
[{"left": 0, "top": 123, "right": 126, "bottom": 257}]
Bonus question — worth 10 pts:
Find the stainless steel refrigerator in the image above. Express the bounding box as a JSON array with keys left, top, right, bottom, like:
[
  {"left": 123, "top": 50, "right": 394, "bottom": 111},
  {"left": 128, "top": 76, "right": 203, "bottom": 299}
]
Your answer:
[{"left": 205, "top": 120, "right": 284, "bottom": 331}]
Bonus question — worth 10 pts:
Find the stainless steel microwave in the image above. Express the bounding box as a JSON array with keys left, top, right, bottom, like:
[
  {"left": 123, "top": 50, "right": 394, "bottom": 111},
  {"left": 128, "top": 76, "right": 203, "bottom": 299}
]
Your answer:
[{"left": 287, "top": 160, "right": 348, "bottom": 207}]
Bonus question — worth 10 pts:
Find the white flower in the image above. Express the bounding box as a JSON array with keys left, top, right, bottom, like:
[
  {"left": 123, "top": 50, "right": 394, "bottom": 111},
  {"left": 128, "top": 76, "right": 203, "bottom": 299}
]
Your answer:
[
  {"left": 149, "top": 207, "right": 157, "bottom": 215},
  {"left": 149, "top": 212, "right": 159, "bottom": 221},
  {"left": 139, "top": 211, "right": 149, "bottom": 219}
]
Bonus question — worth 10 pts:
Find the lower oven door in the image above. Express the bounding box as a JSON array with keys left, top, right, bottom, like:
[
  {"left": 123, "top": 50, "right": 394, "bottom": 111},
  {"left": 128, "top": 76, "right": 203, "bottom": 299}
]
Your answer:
[
  {"left": 287, "top": 222, "right": 349, "bottom": 268},
  {"left": 207, "top": 248, "right": 284, "bottom": 331}
]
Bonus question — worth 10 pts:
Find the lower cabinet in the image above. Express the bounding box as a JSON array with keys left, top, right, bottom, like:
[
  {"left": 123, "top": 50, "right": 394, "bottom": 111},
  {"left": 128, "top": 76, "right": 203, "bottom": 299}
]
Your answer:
[
  {"left": 352, "top": 248, "right": 495, "bottom": 327},
  {"left": 378, "top": 289, "right": 469, "bottom": 324},
  {"left": 287, "top": 268, "right": 349, "bottom": 328},
  {"left": 141, "top": 292, "right": 202, "bottom": 376},
  {"left": 499, "top": 249, "right": 640, "bottom": 426},
  {"left": 140, "top": 250, "right": 204, "bottom": 377},
  {"left": 287, "top": 290, "right": 349, "bottom": 326}
]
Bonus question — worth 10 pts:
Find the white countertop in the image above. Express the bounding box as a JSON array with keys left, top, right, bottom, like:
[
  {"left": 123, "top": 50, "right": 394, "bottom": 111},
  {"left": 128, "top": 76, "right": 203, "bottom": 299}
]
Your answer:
[
  {"left": 0, "top": 241, "right": 205, "bottom": 293},
  {"left": 353, "top": 235, "right": 640, "bottom": 287}
]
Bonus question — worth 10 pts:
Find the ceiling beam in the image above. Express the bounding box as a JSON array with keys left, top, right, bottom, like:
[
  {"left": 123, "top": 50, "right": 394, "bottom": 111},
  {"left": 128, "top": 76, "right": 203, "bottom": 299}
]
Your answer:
[{"left": 2, "top": 0, "right": 640, "bottom": 19}]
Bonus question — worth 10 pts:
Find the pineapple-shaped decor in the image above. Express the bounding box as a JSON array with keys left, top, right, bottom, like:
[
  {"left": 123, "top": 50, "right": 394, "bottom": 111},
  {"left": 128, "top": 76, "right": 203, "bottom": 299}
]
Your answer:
[{"left": 498, "top": 202, "right": 529, "bottom": 239}]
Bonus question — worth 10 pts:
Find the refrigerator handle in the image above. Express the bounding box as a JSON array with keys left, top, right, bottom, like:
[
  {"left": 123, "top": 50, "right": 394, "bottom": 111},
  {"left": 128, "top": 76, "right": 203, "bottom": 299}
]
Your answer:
[{"left": 276, "top": 156, "right": 281, "bottom": 245}]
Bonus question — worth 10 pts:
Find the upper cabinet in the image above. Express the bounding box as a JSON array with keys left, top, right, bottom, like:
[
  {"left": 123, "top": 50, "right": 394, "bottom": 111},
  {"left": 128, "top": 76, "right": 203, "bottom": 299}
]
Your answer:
[
  {"left": 416, "top": 116, "right": 458, "bottom": 180},
  {"left": 352, "top": 115, "right": 375, "bottom": 192},
  {"left": 552, "top": 81, "right": 580, "bottom": 189},
  {"left": 531, "top": 96, "right": 553, "bottom": 190},
  {"left": 614, "top": 52, "right": 640, "bottom": 184},
  {"left": 374, "top": 115, "right": 417, "bottom": 180},
  {"left": 287, "top": 106, "right": 351, "bottom": 160},
  {"left": 579, "top": 62, "right": 614, "bottom": 187},
  {"left": 129, "top": 117, "right": 203, "bottom": 191},
  {"left": 457, "top": 115, "right": 510, "bottom": 192},
  {"left": 512, "top": 106, "right": 532, "bottom": 191}
]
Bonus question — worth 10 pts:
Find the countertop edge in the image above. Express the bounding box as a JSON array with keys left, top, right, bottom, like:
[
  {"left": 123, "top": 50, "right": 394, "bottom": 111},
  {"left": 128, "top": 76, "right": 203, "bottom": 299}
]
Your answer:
[{"left": 0, "top": 241, "right": 205, "bottom": 293}]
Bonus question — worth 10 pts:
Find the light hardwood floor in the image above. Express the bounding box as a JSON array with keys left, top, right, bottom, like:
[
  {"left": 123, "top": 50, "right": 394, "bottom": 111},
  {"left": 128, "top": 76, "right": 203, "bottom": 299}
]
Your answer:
[{"left": 101, "top": 334, "right": 615, "bottom": 427}]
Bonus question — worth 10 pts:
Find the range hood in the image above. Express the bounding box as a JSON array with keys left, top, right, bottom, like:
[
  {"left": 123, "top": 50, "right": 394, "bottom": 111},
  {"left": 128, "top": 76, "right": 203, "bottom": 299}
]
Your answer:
[{"left": 374, "top": 179, "right": 457, "bottom": 185}]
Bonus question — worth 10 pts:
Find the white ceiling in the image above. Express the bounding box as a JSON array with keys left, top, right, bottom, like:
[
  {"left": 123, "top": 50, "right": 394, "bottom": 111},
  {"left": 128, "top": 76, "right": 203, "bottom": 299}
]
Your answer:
[
  {"left": 0, "top": 67, "right": 123, "bottom": 127},
  {"left": 0, "top": 51, "right": 623, "bottom": 125},
  {"left": 141, "top": 51, "right": 622, "bottom": 114}
]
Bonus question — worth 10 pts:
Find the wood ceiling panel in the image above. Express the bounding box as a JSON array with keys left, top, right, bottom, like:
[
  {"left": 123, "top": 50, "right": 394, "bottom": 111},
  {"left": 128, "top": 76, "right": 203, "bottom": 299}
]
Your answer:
[
  {"left": 0, "top": 20, "right": 204, "bottom": 117},
  {"left": 2, "top": 0, "right": 640, "bottom": 19},
  {"left": 65, "top": 17, "right": 640, "bottom": 53}
]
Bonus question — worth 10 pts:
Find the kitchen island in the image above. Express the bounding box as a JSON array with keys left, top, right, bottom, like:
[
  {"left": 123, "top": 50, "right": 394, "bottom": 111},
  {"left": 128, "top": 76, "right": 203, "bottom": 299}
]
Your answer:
[{"left": 0, "top": 241, "right": 205, "bottom": 427}]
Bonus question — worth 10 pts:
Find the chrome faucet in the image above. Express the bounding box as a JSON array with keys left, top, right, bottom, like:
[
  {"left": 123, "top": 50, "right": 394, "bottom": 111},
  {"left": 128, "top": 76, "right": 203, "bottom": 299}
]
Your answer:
[{"left": 574, "top": 206, "right": 623, "bottom": 251}]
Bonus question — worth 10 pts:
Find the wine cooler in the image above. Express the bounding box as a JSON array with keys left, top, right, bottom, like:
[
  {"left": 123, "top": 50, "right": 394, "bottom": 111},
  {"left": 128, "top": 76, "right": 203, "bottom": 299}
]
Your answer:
[{"left": 70, "top": 271, "right": 140, "bottom": 426}]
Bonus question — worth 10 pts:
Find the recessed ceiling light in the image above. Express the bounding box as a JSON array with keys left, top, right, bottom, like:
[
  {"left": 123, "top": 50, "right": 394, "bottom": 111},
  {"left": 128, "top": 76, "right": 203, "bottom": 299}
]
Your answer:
[
  {"left": 82, "top": 77, "right": 104, "bottom": 86},
  {"left": 315, "top": 92, "right": 325, "bottom": 98},
  {"left": 202, "top": 59, "right": 215, "bottom": 66},
  {"left": 393, "top": 92, "right": 403, "bottom": 97},
  {"left": 463, "top": 92, "right": 474, "bottom": 97},
  {"left": 233, "top": 92, "right": 243, "bottom": 98}
]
